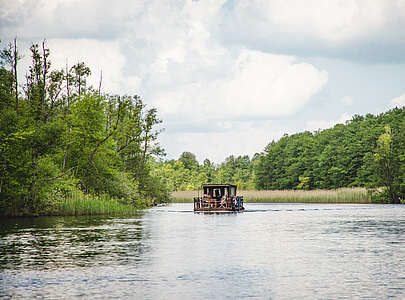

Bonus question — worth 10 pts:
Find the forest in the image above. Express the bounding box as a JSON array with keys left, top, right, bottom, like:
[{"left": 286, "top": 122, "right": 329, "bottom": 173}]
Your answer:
[
  {"left": 0, "top": 40, "right": 404, "bottom": 216},
  {"left": 154, "top": 107, "right": 405, "bottom": 204},
  {"left": 0, "top": 40, "right": 170, "bottom": 216}
]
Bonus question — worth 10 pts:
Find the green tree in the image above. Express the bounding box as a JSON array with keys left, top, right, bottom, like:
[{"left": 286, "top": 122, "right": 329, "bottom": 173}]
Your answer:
[
  {"left": 179, "top": 151, "right": 199, "bottom": 170},
  {"left": 0, "top": 40, "right": 169, "bottom": 215},
  {"left": 374, "top": 125, "right": 401, "bottom": 203},
  {"left": 254, "top": 108, "right": 405, "bottom": 192}
]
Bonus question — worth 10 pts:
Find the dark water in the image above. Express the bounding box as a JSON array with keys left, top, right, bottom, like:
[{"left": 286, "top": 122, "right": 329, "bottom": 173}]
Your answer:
[{"left": 1, "top": 203, "right": 405, "bottom": 299}]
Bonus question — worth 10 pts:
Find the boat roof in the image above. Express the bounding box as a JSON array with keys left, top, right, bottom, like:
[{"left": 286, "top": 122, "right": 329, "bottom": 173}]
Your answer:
[{"left": 202, "top": 184, "right": 237, "bottom": 188}]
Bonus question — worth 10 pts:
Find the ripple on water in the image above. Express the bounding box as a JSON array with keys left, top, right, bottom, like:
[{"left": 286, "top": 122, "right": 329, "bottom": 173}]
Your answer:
[{"left": 1, "top": 203, "right": 405, "bottom": 299}]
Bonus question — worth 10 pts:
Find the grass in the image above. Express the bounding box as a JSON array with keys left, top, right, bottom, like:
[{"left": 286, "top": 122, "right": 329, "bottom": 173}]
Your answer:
[
  {"left": 171, "top": 187, "right": 371, "bottom": 204},
  {"left": 54, "top": 191, "right": 139, "bottom": 216},
  {"left": 1, "top": 190, "right": 144, "bottom": 217}
]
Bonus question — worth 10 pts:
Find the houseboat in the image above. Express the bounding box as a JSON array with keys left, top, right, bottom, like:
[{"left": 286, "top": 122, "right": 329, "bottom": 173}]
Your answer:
[{"left": 194, "top": 184, "right": 244, "bottom": 212}]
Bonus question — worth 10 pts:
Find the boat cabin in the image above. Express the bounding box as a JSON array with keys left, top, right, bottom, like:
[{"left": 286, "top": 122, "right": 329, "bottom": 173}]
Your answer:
[{"left": 194, "top": 184, "right": 244, "bottom": 212}]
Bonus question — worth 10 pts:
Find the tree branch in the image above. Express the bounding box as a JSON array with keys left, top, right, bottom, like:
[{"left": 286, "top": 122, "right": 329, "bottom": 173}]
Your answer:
[{"left": 42, "top": 167, "right": 74, "bottom": 182}]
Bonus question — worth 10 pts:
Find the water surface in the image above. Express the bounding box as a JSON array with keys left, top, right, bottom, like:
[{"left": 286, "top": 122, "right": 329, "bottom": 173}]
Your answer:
[{"left": 1, "top": 203, "right": 405, "bottom": 299}]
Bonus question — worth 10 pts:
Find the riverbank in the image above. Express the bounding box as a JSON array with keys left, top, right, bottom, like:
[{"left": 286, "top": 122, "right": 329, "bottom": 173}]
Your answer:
[
  {"left": 1, "top": 191, "right": 148, "bottom": 217},
  {"left": 171, "top": 187, "right": 372, "bottom": 204}
]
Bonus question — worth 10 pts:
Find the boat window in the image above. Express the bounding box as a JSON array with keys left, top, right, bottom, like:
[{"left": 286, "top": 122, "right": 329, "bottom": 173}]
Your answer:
[
  {"left": 230, "top": 186, "right": 236, "bottom": 196},
  {"left": 213, "top": 188, "right": 221, "bottom": 197}
]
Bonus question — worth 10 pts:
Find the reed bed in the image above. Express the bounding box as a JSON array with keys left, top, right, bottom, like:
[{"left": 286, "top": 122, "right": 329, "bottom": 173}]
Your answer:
[
  {"left": 54, "top": 191, "right": 138, "bottom": 216},
  {"left": 171, "top": 187, "right": 371, "bottom": 204}
]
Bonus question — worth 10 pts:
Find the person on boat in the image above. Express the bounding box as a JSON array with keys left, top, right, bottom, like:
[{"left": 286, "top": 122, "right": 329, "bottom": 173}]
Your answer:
[{"left": 220, "top": 195, "right": 227, "bottom": 208}]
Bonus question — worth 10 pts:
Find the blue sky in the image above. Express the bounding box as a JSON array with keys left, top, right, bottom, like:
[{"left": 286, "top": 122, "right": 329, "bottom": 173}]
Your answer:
[{"left": 1, "top": 0, "right": 405, "bottom": 162}]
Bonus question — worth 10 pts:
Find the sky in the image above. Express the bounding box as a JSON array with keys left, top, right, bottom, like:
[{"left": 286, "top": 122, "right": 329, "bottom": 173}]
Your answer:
[{"left": 1, "top": 0, "right": 405, "bottom": 163}]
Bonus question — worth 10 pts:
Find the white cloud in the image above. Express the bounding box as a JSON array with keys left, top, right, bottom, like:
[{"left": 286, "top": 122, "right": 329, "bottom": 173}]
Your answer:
[
  {"left": 391, "top": 94, "right": 405, "bottom": 107},
  {"left": 15, "top": 38, "right": 141, "bottom": 97},
  {"left": 220, "top": 0, "right": 405, "bottom": 62},
  {"left": 2, "top": 0, "right": 404, "bottom": 162},
  {"left": 265, "top": 0, "right": 385, "bottom": 43},
  {"left": 305, "top": 112, "right": 351, "bottom": 132},
  {"left": 223, "top": 50, "right": 328, "bottom": 117},
  {"left": 0, "top": 0, "right": 144, "bottom": 39},
  {"left": 341, "top": 96, "right": 353, "bottom": 106},
  {"left": 154, "top": 49, "right": 328, "bottom": 121},
  {"left": 45, "top": 39, "right": 141, "bottom": 94}
]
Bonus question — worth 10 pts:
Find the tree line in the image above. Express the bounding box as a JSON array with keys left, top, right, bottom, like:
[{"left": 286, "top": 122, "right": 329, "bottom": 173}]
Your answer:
[
  {"left": 1, "top": 40, "right": 404, "bottom": 215},
  {"left": 0, "top": 40, "right": 170, "bottom": 215},
  {"left": 255, "top": 109, "right": 405, "bottom": 203},
  {"left": 155, "top": 108, "right": 405, "bottom": 204},
  {"left": 151, "top": 152, "right": 256, "bottom": 191}
]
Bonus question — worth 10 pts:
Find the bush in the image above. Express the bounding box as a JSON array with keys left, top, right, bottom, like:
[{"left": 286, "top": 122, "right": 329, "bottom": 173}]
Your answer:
[{"left": 368, "top": 188, "right": 392, "bottom": 204}]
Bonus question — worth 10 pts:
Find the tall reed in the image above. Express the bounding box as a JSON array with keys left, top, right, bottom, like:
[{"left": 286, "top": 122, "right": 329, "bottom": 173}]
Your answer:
[
  {"left": 54, "top": 191, "right": 139, "bottom": 216},
  {"left": 171, "top": 187, "right": 371, "bottom": 204}
]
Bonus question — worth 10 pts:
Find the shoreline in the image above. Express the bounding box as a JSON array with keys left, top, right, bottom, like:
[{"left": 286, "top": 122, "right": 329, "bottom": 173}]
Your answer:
[{"left": 171, "top": 187, "right": 373, "bottom": 204}]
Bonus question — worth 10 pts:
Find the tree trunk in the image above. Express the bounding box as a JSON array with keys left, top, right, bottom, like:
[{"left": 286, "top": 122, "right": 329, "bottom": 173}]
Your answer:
[
  {"left": 98, "top": 69, "right": 102, "bottom": 97},
  {"left": 13, "top": 38, "right": 18, "bottom": 115},
  {"left": 63, "top": 143, "right": 70, "bottom": 170},
  {"left": 63, "top": 61, "right": 71, "bottom": 171}
]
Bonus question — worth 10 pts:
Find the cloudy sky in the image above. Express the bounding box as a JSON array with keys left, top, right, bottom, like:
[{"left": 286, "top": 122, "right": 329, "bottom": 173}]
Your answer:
[{"left": 1, "top": 0, "right": 405, "bottom": 162}]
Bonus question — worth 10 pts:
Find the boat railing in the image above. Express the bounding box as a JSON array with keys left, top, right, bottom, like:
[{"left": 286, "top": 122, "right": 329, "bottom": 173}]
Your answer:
[{"left": 193, "top": 195, "right": 244, "bottom": 210}]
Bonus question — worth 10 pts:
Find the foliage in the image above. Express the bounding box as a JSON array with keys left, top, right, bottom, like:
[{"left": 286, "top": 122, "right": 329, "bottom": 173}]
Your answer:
[
  {"left": 152, "top": 152, "right": 256, "bottom": 192},
  {"left": 158, "top": 107, "right": 404, "bottom": 206},
  {"left": 0, "top": 40, "right": 167, "bottom": 216},
  {"left": 1, "top": 40, "right": 403, "bottom": 214},
  {"left": 373, "top": 126, "right": 401, "bottom": 203},
  {"left": 254, "top": 109, "right": 405, "bottom": 203}
]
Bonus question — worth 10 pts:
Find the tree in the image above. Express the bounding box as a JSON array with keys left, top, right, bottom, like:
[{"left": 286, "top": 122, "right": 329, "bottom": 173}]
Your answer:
[
  {"left": 253, "top": 108, "right": 405, "bottom": 192},
  {"left": 179, "top": 152, "right": 199, "bottom": 170},
  {"left": 0, "top": 40, "right": 169, "bottom": 215},
  {"left": 0, "top": 38, "right": 22, "bottom": 113},
  {"left": 374, "top": 125, "right": 401, "bottom": 203}
]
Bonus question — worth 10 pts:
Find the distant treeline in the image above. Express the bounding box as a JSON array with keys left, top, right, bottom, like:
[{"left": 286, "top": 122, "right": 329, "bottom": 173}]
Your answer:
[
  {"left": 0, "top": 40, "right": 170, "bottom": 216},
  {"left": 156, "top": 107, "right": 405, "bottom": 203},
  {"left": 255, "top": 108, "right": 405, "bottom": 203},
  {"left": 152, "top": 152, "right": 256, "bottom": 191}
]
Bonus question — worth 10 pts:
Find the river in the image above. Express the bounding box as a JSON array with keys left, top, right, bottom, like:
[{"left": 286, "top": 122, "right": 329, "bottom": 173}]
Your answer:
[{"left": 1, "top": 203, "right": 405, "bottom": 299}]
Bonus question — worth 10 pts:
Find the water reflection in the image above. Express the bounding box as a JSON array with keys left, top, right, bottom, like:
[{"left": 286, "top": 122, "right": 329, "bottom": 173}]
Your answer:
[
  {"left": 1, "top": 204, "right": 405, "bottom": 299},
  {"left": 0, "top": 213, "right": 148, "bottom": 270}
]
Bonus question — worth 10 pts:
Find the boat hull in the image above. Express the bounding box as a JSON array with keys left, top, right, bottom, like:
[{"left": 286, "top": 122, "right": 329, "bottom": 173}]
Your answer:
[{"left": 194, "top": 207, "right": 244, "bottom": 212}]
